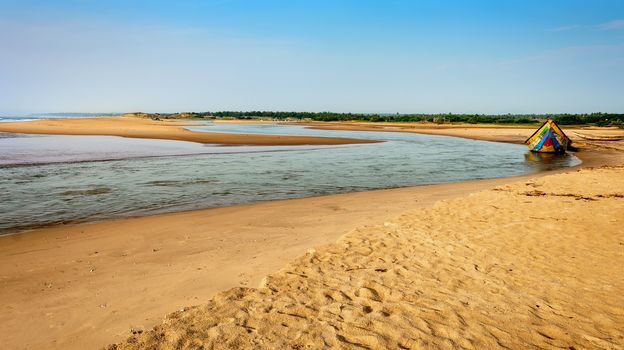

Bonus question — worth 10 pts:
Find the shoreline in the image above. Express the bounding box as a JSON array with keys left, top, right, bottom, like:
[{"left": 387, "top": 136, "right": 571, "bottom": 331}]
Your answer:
[
  {"left": 2, "top": 148, "right": 622, "bottom": 349},
  {"left": 1, "top": 119, "right": 623, "bottom": 349},
  {"left": 1, "top": 170, "right": 605, "bottom": 350},
  {"left": 112, "top": 163, "right": 624, "bottom": 349},
  {"left": 0, "top": 166, "right": 577, "bottom": 238},
  {"left": 1, "top": 145, "right": 615, "bottom": 238},
  {"left": 0, "top": 176, "right": 547, "bottom": 350},
  {"left": 295, "top": 120, "right": 624, "bottom": 148}
]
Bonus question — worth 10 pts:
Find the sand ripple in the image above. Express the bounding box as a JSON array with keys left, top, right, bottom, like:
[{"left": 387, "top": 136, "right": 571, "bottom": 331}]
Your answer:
[{"left": 109, "top": 166, "right": 624, "bottom": 349}]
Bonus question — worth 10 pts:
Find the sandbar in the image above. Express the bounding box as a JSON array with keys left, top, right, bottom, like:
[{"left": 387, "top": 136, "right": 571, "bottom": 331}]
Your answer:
[{"left": 0, "top": 117, "right": 377, "bottom": 146}]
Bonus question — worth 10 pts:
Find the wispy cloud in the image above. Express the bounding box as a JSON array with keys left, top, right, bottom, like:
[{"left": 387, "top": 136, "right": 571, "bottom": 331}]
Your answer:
[
  {"left": 549, "top": 19, "right": 624, "bottom": 32},
  {"left": 598, "top": 19, "right": 624, "bottom": 30},
  {"left": 549, "top": 25, "right": 582, "bottom": 32}
]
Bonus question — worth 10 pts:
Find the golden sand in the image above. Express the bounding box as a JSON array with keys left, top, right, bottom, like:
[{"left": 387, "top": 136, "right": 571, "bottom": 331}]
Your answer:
[
  {"left": 109, "top": 165, "right": 624, "bottom": 349},
  {"left": 1, "top": 176, "right": 542, "bottom": 350},
  {"left": 0, "top": 117, "right": 377, "bottom": 146}
]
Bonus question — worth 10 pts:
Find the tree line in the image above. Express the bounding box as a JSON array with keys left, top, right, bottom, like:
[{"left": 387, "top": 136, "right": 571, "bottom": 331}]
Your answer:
[{"left": 151, "top": 111, "right": 624, "bottom": 127}]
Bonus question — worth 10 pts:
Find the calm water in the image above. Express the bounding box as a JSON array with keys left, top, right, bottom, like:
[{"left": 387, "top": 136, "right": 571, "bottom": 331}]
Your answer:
[
  {"left": 0, "top": 133, "right": 334, "bottom": 166},
  {"left": 0, "top": 124, "right": 580, "bottom": 233},
  {"left": 0, "top": 114, "right": 117, "bottom": 123}
]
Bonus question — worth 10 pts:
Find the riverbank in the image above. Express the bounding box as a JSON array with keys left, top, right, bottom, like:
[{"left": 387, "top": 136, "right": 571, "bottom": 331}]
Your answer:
[
  {"left": 0, "top": 117, "right": 377, "bottom": 146},
  {"left": 0, "top": 175, "right": 549, "bottom": 350},
  {"left": 297, "top": 120, "right": 624, "bottom": 149},
  {"left": 212, "top": 119, "right": 624, "bottom": 151},
  {"left": 0, "top": 146, "right": 621, "bottom": 350},
  {"left": 110, "top": 163, "right": 624, "bottom": 349}
]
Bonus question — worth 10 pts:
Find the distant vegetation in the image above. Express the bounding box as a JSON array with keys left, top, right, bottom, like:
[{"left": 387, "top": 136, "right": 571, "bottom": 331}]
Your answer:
[
  {"left": 126, "top": 111, "right": 624, "bottom": 127},
  {"left": 35, "top": 112, "right": 122, "bottom": 117}
]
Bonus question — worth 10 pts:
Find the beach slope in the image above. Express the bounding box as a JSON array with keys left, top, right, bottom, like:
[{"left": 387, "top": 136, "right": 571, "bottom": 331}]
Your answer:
[{"left": 109, "top": 165, "right": 624, "bottom": 349}]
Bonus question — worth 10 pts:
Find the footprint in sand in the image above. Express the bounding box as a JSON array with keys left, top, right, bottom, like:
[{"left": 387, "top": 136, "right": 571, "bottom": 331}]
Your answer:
[{"left": 238, "top": 273, "right": 249, "bottom": 286}]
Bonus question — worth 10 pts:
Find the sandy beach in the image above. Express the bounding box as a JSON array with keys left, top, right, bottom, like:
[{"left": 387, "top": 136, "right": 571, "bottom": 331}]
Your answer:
[
  {"left": 5, "top": 1, "right": 623, "bottom": 349},
  {"left": 0, "top": 176, "right": 552, "bottom": 350},
  {"left": 1, "top": 120, "right": 623, "bottom": 349},
  {"left": 0, "top": 117, "right": 377, "bottom": 146},
  {"left": 109, "top": 164, "right": 624, "bottom": 349}
]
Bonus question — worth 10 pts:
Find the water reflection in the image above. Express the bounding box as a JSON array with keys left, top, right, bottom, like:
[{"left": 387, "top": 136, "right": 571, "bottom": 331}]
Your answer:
[{"left": 524, "top": 151, "right": 579, "bottom": 171}]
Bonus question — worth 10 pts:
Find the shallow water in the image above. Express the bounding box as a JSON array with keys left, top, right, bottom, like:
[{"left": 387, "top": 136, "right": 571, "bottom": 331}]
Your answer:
[
  {"left": 0, "top": 114, "right": 114, "bottom": 123},
  {"left": 0, "top": 124, "right": 580, "bottom": 233},
  {"left": 0, "top": 133, "right": 334, "bottom": 165}
]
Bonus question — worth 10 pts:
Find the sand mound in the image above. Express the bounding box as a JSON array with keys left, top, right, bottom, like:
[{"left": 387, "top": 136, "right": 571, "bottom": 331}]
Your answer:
[{"left": 108, "top": 166, "right": 624, "bottom": 349}]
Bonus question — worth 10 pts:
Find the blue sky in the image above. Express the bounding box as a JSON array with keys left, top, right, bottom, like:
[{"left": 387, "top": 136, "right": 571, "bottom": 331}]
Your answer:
[{"left": 0, "top": 0, "right": 623, "bottom": 115}]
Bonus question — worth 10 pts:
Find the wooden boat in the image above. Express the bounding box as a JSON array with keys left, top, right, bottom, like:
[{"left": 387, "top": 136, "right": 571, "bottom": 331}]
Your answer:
[
  {"left": 525, "top": 119, "right": 570, "bottom": 153},
  {"left": 524, "top": 151, "right": 560, "bottom": 163},
  {"left": 572, "top": 132, "right": 624, "bottom": 142}
]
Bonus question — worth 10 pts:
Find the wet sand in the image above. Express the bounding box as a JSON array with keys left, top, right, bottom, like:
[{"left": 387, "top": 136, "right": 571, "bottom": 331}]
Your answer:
[
  {"left": 1, "top": 120, "right": 623, "bottom": 349},
  {"left": 0, "top": 117, "right": 377, "bottom": 146}
]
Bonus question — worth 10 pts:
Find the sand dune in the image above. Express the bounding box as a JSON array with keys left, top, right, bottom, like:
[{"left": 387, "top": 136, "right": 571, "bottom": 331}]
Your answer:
[
  {"left": 0, "top": 117, "right": 377, "bottom": 146},
  {"left": 109, "top": 166, "right": 624, "bottom": 349}
]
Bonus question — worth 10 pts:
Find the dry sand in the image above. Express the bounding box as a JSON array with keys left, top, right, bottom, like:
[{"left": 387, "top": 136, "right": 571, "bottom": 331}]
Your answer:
[
  {"left": 109, "top": 165, "right": 624, "bottom": 350},
  {"left": 0, "top": 117, "right": 377, "bottom": 146}
]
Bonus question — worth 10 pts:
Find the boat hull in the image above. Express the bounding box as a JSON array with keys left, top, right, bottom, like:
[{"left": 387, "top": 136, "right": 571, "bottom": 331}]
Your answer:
[{"left": 525, "top": 120, "right": 570, "bottom": 153}]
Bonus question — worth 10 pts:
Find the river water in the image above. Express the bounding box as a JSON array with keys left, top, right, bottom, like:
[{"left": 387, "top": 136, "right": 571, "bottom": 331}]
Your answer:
[{"left": 0, "top": 123, "right": 580, "bottom": 233}]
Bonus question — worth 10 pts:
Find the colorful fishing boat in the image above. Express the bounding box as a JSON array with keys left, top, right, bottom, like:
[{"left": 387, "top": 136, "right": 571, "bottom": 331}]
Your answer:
[{"left": 525, "top": 119, "right": 570, "bottom": 153}]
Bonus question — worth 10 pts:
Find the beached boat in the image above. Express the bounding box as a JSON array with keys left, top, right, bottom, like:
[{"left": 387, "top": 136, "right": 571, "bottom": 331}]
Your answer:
[
  {"left": 525, "top": 119, "right": 570, "bottom": 153},
  {"left": 572, "top": 131, "right": 624, "bottom": 142}
]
